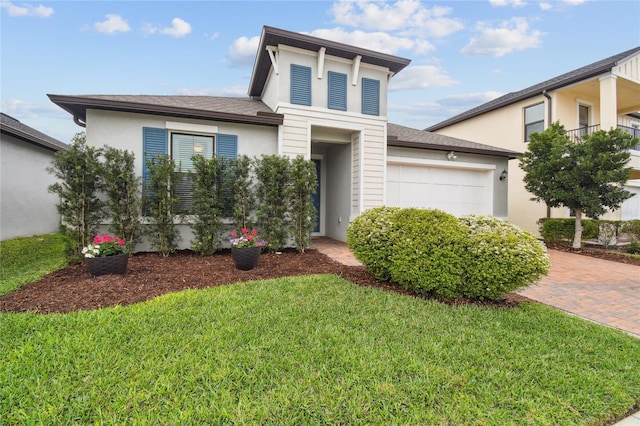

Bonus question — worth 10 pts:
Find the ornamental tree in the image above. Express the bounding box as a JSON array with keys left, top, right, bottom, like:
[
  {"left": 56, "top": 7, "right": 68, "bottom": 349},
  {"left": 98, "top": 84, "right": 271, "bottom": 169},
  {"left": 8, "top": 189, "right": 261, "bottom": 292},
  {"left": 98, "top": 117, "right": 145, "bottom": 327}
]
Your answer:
[{"left": 520, "top": 122, "right": 637, "bottom": 248}]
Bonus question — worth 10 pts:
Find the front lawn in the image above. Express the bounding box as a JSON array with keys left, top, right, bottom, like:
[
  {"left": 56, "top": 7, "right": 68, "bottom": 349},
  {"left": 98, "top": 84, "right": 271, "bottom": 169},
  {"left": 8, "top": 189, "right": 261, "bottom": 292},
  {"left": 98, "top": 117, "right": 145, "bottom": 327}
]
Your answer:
[
  {"left": 0, "top": 234, "right": 68, "bottom": 296},
  {"left": 2, "top": 274, "right": 639, "bottom": 425}
]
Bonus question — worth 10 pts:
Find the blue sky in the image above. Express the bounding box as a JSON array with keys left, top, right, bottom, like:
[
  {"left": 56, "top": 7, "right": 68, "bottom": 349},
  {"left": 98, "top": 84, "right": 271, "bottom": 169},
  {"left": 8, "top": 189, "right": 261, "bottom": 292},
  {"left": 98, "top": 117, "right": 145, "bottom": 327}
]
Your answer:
[{"left": 2, "top": 0, "right": 639, "bottom": 143}]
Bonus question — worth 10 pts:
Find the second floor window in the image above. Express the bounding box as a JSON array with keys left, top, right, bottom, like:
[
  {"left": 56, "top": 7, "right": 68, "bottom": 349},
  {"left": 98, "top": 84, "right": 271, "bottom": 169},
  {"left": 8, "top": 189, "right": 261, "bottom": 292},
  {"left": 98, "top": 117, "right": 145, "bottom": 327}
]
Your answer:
[
  {"left": 524, "top": 102, "right": 544, "bottom": 141},
  {"left": 291, "top": 64, "right": 312, "bottom": 106}
]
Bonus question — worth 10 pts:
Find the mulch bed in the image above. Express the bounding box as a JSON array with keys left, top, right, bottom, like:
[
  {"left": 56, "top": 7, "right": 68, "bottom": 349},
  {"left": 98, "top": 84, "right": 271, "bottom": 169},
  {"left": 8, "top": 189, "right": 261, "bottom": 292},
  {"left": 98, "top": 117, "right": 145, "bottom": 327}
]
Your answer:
[
  {"left": 1, "top": 249, "right": 530, "bottom": 314},
  {"left": 2, "top": 244, "right": 636, "bottom": 315},
  {"left": 546, "top": 243, "right": 640, "bottom": 266}
]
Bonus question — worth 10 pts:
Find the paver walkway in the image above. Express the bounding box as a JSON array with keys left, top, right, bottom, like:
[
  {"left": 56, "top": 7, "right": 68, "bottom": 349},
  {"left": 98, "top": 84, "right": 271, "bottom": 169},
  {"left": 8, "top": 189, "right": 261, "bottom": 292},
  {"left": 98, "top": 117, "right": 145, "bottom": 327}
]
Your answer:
[{"left": 517, "top": 249, "right": 640, "bottom": 339}]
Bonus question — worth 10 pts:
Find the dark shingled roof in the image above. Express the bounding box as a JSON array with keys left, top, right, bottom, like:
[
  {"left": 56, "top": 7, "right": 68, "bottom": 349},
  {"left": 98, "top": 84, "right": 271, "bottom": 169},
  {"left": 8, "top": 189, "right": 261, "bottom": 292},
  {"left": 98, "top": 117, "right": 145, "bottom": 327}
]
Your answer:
[
  {"left": 388, "top": 123, "right": 520, "bottom": 159},
  {"left": 47, "top": 94, "right": 284, "bottom": 127},
  {"left": 426, "top": 46, "right": 640, "bottom": 132},
  {"left": 0, "top": 112, "right": 67, "bottom": 151},
  {"left": 249, "top": 26, "right": 411, "bottom": 98}
]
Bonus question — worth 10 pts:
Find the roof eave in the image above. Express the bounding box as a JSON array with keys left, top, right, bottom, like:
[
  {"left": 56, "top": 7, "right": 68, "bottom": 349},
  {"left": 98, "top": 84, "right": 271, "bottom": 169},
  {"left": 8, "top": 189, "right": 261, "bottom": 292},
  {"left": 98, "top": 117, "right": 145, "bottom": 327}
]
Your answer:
[
  {"left": 0, "top": 125, "right": 67, "bottom": 152},
  {"left": 387, "top": 139, "right": 521, "bottom": 159},
  {"left": 47, "top": 95, "right": 284, "bottom": 127}
]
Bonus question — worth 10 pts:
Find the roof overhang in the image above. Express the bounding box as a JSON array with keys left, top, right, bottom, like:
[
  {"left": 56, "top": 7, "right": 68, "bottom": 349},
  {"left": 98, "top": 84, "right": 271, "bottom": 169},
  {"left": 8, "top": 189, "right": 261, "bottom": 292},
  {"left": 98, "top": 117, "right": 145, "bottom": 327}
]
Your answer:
[
  {"left": 47, "top": 95, "right": 284, "bottom": 127},
  {"left": 248, "top": 26, "right": 411, "bottom": 98},
  {"left": 387, "top": 137, "right": 520, "bottom": 159},
  {"left": 0, "top": 124, "right": 67, "bottom": 152}
]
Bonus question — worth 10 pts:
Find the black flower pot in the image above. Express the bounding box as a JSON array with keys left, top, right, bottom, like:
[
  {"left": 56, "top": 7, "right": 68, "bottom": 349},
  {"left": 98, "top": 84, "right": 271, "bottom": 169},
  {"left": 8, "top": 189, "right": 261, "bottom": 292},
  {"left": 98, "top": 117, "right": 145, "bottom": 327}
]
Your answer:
[
  {"left": 87, "top": 253, "right": 128, "bottom": 277},
  {"left": 231, "top": 247, "right": 261, "bottom": 270}
]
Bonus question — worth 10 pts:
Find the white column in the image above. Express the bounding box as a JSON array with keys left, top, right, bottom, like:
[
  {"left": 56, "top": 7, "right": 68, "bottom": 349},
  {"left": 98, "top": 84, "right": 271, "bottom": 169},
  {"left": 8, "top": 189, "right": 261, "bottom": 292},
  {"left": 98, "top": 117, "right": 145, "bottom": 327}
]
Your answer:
[{"left": 599, "top": 74, "right": 618, "bottom": 131}]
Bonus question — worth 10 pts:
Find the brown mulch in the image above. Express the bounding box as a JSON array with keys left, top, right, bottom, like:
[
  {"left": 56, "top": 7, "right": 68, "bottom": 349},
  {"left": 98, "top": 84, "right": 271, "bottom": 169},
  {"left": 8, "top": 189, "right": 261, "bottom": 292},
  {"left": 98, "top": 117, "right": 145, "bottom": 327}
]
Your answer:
[
  {"left": 546, "top": 243, "right": 640, "bottom": 266},
  {"left": 0, "top": 249, "right": 530, "bottom": 314}
]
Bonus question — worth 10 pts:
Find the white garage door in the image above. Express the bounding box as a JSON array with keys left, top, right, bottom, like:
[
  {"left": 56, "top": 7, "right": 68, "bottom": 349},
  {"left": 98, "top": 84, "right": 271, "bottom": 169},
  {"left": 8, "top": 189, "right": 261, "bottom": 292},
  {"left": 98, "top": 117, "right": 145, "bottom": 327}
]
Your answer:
[{"left": 386, "top": 163, "right": 493, "bottom": 216}]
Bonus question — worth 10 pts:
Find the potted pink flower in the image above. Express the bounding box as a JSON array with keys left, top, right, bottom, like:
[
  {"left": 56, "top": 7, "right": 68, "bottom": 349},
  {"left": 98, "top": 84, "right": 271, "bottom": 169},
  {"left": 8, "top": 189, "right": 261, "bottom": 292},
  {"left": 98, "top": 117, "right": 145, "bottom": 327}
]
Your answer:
[
  {"left": 82, "top": 234, "right": 128, "bottom": 276},
  {"left": 230, "top": 228, "right": 266, "bottom": 270}
]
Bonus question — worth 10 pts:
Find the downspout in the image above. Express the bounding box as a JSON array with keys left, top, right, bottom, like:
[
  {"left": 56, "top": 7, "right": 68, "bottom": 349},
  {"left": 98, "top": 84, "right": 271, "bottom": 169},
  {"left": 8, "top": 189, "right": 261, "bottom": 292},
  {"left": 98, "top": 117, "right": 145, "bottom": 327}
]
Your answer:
[
  {"left": 542, "top": 90, "right": 552, "bottom": 218},
  {"left": 73, "top": 115, "right": 86, "bottom": 128}
]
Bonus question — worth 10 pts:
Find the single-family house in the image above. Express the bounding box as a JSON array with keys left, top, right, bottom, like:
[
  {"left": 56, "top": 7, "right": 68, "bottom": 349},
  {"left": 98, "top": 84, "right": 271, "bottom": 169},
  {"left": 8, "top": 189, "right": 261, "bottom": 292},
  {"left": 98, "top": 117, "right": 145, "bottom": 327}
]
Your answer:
[
  {"left": 49, "top": 26, "right": 518, "bottom": 249},
  {"left": 426, "top": 47, "right": 640, "bottom": 235},
  {"left": 0, "top": 113, "right": 68, "bottom": 240}
]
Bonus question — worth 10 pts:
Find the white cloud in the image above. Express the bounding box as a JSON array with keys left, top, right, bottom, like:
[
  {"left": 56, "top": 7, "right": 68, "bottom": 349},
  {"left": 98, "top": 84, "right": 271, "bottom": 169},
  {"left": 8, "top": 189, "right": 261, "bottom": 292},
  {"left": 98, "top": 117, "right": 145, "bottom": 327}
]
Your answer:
[
  {"left": 308, "top": 27, "right": 432, "bottom": 55},
  {"left": 0, "top": 1, "right": 53, "bottom": 17},
  {"left": 539, "top": 2, "right": 552, "bottom": 10},
  {"left": 1, "top": 98, "right": 67, "bottom": 119},
  {"left": 160, "top": 17, "right": 191, "bottom": 38},
  {"left": 227, "top": 35, "right": 260, "bottom": 67},
  {"left": 489, "top": 0, "right": 528, "bottom": 7},
  {"left": 389, "top": 65, "right": 458, "bottom": 91},
  {"left": 563, "top": 0, "right": 587, "bottom": 5},
  {"left": 461, "top": 17, "right": 545, "bottom": 57},
  {"left": 330, "top": 0, "right": 463, "bottom": 38},
  {"left": 93, "top": 14, "right": 130, "bottom": 34},
  {"left": 175, "top": 86, "right": 248, "bottom": 97}
]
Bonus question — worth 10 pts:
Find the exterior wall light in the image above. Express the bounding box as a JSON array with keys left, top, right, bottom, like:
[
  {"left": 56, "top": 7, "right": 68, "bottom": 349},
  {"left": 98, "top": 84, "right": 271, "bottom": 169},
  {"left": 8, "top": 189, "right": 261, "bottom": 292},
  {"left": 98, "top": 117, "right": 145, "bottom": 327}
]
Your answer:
[
  {"left": 499, "top": 169, "right": 508, "bottom": 181},
  {"left": 447, "top": 151, "right": 457, "bottom": 161}
]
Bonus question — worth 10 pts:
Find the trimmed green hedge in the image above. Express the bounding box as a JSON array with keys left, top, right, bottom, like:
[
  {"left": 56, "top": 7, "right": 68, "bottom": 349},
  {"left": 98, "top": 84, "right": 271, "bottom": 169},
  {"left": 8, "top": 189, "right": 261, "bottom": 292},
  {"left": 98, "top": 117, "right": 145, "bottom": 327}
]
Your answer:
[
  {"left": 346, "top": 207, "right": 399, "bottom": 280},
  {"left": 459, "top": 215, "right": 550, "bottom": 300},
  {"left": 538, "top": 218, "right": 640, "bottom": 246},
  {"left": 348, "top": 208, "right": 551, "bottom": 300},
  {"left": 388, "top": 209, "right": 466, "bottom": 298}
]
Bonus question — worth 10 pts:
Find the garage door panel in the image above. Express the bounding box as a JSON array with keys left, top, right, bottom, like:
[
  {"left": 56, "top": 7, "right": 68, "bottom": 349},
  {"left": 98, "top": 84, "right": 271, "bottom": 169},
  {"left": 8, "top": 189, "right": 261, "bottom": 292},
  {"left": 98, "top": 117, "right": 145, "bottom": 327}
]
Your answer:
[{"left": 387, "top": 163, "right": 492, "bottom": 216}]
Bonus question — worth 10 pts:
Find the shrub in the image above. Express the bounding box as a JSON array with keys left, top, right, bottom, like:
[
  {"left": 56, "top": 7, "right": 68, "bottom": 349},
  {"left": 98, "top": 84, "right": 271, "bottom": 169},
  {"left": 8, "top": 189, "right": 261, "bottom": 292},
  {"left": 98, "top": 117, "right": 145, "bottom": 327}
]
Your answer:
[
  {"left": 388, "top": 209, "right": 466, "bottom": 298},
  {"left": 627, "top": 241, "right": 640, "bottom": 254},
  {"left": 47, "top": 132, "right": 104, "bottom": 257},
  {"left": 346, "top": 206, "right": 400, "bottom": 280},
  {"left": 254, "top": 155, "right": 291, "bottom": 252},
  {"left": 538, "top": 218, "right": 597, "bottom": 246},
  {"left": 289, "top": 156, "right": 317, "bottom": 253},
  {"left": 459, "top": 215, "right": 551, "bottom": 300},
  {"left": 620, "top": 220, "right": 640, "bottom": 242}
]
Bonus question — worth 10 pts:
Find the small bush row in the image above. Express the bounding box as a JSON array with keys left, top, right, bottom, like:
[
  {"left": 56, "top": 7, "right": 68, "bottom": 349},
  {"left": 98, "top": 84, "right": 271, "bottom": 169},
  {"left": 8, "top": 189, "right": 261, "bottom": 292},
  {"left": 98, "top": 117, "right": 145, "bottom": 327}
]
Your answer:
[
  {"left": 347, "top": 208, "right": 550, "bottom": 300},
  {"left": 539, "top": 218, "right": 640, "bottom": 251}
]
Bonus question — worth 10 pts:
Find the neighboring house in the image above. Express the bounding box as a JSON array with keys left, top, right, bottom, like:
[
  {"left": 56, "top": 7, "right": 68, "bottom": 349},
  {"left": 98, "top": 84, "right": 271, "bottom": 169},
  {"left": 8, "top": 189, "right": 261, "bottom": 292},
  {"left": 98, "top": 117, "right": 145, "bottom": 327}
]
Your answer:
[
  {"left": 426, "top": 47, "right": 640, "bottom": 235},
  {"left": 0, "top": 113, "right": 68, "bottom": 241},
  {"left": 49, "top": 26, "right": 518, "bottom": 248}
]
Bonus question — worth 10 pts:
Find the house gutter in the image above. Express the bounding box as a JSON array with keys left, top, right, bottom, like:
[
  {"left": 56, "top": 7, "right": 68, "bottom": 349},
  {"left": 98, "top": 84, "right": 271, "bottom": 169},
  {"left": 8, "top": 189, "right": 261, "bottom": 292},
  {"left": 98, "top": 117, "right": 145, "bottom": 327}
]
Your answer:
[{"left": 73, "top": 115, "right": 86, "bottom": 128}]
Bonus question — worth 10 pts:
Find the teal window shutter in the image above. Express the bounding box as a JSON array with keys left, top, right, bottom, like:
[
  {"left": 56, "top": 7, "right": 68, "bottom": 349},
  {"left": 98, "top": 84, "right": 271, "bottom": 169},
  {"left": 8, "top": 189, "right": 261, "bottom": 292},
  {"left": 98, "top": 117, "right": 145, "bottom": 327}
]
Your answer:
[
  {"left": 142, "top": 127, "right": 168, "bottom": 215},
  {"left": 361, "top": 78, "right": 380, "bottom": 116},
  {"left": 328, "top": 71, "right": 347, "bottom": 111},
  {"left": 291, "top": 64, "right": 312, "bottom": 106},
  {"left": 216, "top": 134, "right": 238, "bottom": 159}
]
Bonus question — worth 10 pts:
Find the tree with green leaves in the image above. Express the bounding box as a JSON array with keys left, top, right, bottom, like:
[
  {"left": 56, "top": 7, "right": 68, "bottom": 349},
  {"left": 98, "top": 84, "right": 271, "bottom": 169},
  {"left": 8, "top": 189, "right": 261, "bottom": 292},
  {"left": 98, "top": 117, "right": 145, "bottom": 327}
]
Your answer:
[
  {"left": 143, "top": 154, "right": 182, "bottom": 256},
  {"left": 47, "top": 132, "right": 104, "bottom": 257},
  {"left": 289, "top": 156, "right": 317, "bottom": 252},
  {"left": 254, "top": 155, "right": 291, "bottom": 251},
  {"left": 190, "top": 155, "right": 227, "bottom": 255},
  {"left": 231, "top": 155, "right": 255, "bottom": 230},
  {"left": 520, "top": 122, "right": 636, "bottom": 248},
  {"left": 102, "top": 146, "right": 142, "bottom": 254}
]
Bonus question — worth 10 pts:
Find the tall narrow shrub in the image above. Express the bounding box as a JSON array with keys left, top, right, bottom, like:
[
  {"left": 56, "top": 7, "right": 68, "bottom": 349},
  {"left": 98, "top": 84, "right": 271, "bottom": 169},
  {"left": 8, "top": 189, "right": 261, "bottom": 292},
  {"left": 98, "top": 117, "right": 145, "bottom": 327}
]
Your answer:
[
  {"left": 289, "top": 156, "right": 317, "bottom": 252},
  {"left": 102, "top": 146, "right": 142, "bottom": 253},
  {"left": 143, "top": 154, "right": 181, "bottom": 256},
  {"left": 47, "top": 132, "right": 103, "bottom": 257},
  {"left": 232, "top": 155, "right": 255, "bottom": 230},
  {"left": 190, "top": 155, "right": 226, "bottom": 255},
  {"left": 254, "top": 155, "right": 291, "bottom": 251}
]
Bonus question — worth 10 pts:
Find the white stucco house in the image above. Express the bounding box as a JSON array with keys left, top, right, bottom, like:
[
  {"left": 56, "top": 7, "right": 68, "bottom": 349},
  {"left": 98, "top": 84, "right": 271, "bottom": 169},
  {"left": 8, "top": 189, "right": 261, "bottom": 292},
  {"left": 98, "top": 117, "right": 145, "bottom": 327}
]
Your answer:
[
  {"left": 0, "top": 113, "right": 68, "bottom": 241},
  {"left": 49, "top": 26, "right": 518, "bottom": 247}
]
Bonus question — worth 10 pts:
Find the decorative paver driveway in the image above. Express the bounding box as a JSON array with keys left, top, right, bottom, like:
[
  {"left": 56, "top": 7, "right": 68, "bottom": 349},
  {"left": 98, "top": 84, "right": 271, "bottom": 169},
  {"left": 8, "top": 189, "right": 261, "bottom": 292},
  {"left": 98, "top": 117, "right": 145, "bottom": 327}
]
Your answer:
[{"left": 518, "top": 249, "right": 640, "bottom": 338}]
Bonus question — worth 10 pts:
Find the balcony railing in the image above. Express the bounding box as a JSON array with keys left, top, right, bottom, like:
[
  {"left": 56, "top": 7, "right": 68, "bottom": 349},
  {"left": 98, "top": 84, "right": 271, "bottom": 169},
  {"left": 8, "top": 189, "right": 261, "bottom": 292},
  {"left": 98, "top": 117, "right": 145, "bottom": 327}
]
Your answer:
[{"left": 565, "top": 124, "right": 640, "bottom": 151}]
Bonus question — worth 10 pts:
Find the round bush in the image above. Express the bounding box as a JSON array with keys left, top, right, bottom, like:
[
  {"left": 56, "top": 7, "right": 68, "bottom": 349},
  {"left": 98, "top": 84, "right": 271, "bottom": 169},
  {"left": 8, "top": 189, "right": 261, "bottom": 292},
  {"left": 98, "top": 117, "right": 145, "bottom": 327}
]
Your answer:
[
  {"left": 460, "top": 215, "right": 551, "bottom": 300},
  {"left": 347, "top": 206, "right": 400, "bottom": 280},
  {"left": 388, "top": 209, "right": 467, "bottom": 298}
]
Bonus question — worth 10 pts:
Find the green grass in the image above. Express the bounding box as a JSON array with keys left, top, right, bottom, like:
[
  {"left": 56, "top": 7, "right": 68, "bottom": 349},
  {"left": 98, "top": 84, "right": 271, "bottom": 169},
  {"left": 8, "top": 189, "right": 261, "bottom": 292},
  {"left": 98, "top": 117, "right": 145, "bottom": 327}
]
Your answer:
[
  {"left": 2, "top": 275, "right": 639, "bottom": 425},
  {"left": 0, "top": 234, "right": 69, "bottom": 295}
]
